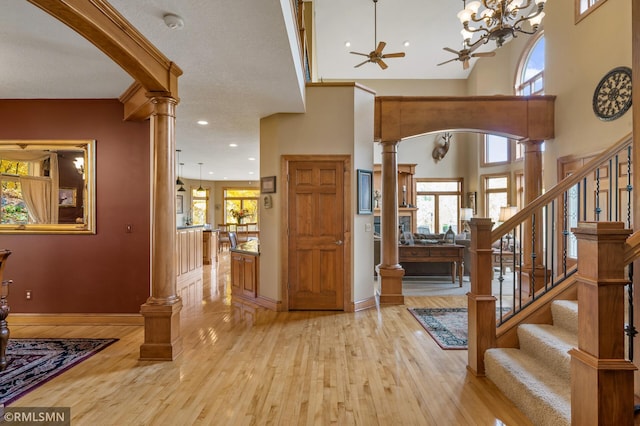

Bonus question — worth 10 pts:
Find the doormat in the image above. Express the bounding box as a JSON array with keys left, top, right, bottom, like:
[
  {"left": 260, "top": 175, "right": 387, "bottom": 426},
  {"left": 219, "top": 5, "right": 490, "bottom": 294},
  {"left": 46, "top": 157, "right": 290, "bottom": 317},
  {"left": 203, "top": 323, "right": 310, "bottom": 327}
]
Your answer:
[
  {"left": 0, "top": 338, "right": 118, "bottom": 405},
  {"left": 408, "top": 307, "right": 508, "bottom": 350}
]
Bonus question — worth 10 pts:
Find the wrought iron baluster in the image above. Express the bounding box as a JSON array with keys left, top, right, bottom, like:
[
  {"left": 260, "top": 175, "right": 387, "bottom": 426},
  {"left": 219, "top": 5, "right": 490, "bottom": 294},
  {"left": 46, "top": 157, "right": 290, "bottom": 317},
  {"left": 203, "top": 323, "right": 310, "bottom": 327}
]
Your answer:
[
  {"left": 531, "top": 212, "right": 536, "bottom": 299},
  {"left": 595, "top": 167, "right": 601, "bottom": 221},
  {"left": 625, "top": 144, "right": 635, "bottom": 361},
  {"left": 582, "top": 177, "right": 587, "bottom": 221},
  {"left": 562, "top": 191, "right": 568, "bottom": 277}
]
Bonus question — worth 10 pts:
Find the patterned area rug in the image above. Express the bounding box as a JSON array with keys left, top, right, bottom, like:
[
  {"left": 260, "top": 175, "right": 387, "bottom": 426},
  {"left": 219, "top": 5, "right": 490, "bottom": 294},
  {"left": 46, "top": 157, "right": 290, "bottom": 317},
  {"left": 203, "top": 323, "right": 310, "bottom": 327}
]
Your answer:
[
  {"left": 0, "top": 338, "right": 118, "bottom": 405},
  {"left": 408, "top": 307, "right": 508, "bottom": 350}
]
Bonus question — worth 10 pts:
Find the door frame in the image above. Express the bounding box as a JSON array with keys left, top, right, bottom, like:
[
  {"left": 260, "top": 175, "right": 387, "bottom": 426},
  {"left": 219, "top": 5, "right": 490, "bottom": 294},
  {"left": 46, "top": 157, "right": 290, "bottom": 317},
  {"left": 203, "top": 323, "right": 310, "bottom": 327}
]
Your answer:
[{"left": 280, "top": 155, "right": 352, "bottom": 312}]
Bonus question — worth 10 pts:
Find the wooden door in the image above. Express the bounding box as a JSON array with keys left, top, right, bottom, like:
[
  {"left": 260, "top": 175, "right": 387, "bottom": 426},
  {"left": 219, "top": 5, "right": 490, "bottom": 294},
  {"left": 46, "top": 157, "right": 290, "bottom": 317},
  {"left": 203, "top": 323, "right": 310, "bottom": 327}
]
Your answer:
[{"left": 288, "top": 160, "right": 345, "bottom": 310}]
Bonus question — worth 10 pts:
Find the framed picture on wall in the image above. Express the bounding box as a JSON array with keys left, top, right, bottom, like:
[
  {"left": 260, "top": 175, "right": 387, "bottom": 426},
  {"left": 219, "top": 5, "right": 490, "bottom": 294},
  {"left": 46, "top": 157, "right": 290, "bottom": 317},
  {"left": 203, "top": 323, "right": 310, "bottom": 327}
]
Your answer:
[
  {"left": 261, "top": 176, "right": 276, "bottom": 193},
  {"left": 176, "top": 194, "right": 184, "bottom": 214},
  {"left": 467, "top": 191, "right": 477, "bottom": 215},
  {"left": 357, "top": 169, "right": 373, "bottom": 215},
  {"left": 59, "top": 188, "right": 77, "bottom": 207}
]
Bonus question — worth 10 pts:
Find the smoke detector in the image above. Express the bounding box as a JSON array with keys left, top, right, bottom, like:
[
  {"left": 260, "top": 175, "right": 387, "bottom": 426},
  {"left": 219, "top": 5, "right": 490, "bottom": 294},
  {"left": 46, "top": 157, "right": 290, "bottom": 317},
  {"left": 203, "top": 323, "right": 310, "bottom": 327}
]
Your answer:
[{"left": 163, "top": 14, "right": 184, "bottom": 30}]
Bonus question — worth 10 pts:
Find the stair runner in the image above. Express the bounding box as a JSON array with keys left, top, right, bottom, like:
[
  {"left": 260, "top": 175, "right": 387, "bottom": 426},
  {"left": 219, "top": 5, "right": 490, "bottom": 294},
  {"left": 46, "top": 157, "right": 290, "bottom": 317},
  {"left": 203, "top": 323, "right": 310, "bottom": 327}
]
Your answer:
[{"left": 485, "top": 300, "right": 578, "bottom": 426}]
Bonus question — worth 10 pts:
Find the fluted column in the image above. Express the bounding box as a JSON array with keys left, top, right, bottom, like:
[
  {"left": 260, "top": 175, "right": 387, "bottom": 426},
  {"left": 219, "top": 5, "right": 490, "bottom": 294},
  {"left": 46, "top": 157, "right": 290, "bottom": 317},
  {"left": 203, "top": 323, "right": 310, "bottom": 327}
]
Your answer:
[
  {"left": 378, "top": 141, "right": 404, "bottom": 304},
  {"left": 521, "top": 139, "right": 546, "bottom": 295},
  {"left": 140, "top": 95, "right": 183, "bottom": 361}
]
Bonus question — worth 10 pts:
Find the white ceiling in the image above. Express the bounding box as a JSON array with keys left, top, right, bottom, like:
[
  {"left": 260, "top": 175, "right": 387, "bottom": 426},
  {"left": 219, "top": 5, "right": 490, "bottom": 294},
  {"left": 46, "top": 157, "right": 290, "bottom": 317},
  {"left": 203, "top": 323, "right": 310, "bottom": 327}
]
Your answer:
[{"left": 2, "top": 0, "right": 489, "bottom": 181}]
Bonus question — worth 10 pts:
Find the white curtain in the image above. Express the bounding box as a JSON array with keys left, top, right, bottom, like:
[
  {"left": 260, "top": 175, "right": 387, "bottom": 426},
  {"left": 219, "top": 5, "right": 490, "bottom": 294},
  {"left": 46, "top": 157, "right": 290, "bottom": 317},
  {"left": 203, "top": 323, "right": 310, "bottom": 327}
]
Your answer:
[
  {"left": 19, "top": 176, "right": 51, "bottom": 223},
  {"left": 2, "top": 151, "right": 59, "bottom": 224}
]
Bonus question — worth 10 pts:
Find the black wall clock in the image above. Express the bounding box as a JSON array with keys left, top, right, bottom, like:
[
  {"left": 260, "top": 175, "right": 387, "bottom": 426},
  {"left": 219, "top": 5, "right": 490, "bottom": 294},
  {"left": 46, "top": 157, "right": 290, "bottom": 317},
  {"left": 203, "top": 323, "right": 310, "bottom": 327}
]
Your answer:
[{"left": 593, "top": 66, "right": 632, "bottom": 121}]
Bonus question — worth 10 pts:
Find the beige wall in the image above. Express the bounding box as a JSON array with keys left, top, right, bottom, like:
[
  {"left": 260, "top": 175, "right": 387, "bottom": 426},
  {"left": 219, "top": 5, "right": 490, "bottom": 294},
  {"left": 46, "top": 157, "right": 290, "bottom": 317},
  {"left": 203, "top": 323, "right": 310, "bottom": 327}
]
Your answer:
[
  {"left": 260, "top": 83, "right": 376, "bottom": 305},
  {"left": 467, "top": 0, "right": 632, "bottom": 194}
]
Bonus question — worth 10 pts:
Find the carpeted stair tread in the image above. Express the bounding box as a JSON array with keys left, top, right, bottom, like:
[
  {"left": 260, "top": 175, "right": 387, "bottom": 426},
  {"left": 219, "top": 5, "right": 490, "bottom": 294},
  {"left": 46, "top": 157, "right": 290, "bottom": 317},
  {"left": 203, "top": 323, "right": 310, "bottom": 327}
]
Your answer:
[
  {"left": 550, "top": 300, "right": 578, "bottom": 334},
  {"left": 485, "top": 347, "right": 570, "bottom": 426},
  {"left": 518, "top": 323, "right": 577, "bottom": 381}
]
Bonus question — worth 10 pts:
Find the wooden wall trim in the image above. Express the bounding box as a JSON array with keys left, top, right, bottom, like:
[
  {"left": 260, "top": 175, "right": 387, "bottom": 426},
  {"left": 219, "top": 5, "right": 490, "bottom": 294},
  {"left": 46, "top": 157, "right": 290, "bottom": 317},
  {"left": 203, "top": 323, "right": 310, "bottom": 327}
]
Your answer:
[
  {"left": 28, "top": 0, "right": 182, "bottom": 98},
  {"left": 352, "top": 296, "right": 376, "bottom": 312},
  {"left": 374, "top": 95, "right": 555, "bottom": 142},
  {"left": 10, "top": 313, "right": 143, "bottom": 326}
]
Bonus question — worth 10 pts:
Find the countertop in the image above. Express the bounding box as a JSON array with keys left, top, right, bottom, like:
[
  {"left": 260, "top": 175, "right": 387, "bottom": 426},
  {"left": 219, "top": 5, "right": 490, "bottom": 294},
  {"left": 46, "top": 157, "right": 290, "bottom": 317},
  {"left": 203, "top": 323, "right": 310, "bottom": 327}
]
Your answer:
[
  {"left": 231, "top": 239, "right": 259, "bottom": 255},
  {"left": 177, "top": 225, "right": 204, "bottom": 230}
]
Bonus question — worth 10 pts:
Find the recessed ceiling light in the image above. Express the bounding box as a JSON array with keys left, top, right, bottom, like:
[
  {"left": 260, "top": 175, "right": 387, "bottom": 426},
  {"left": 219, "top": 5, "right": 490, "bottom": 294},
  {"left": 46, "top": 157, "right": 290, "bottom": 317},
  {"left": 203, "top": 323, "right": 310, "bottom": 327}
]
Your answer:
[
  {"left": 248, "top": 171, "right": 254, "bottom": 175},
  {"left": 403, "top": 41, "right": 410, "bottom": 47},
  {"left": 248, "top": 157, "right": 256, "bottom": 161},
  {"left": 197, "top": 120, "right": 208, "bottom": 126},
  {"left": 229, "top": 143, "right": 238, "bottom": 148},
  {"left": 345, "top": 41, "right": 351, "bottom": 47},
  {"left": 208, "top": 171, "right": 214, "bottom": 175}
]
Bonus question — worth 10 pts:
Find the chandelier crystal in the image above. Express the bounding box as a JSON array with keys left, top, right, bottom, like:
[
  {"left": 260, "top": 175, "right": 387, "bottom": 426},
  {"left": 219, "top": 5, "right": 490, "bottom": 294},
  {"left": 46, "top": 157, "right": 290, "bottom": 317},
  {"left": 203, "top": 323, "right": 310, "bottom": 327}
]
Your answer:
[{"left": 457, "top": 0, "right": 546, "bottom": 49}]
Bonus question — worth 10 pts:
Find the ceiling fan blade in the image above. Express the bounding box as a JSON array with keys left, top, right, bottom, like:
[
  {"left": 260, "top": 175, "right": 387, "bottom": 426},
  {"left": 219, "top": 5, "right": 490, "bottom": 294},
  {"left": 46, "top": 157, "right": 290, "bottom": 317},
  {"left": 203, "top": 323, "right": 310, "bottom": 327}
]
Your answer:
[
  {"left": 463, "top": 59, "right": 470, "bottom": 70},
  {"left": 350, "top": 51, "right": 369, "bottom": 57},
  {"left": 443, "top": 47, "right": 459, "bottom": 55},
  {"left": 382, "top": 52, "right": 405, "bottom": 58},
  {"left": 377, "top": 59, "right": 388, "bottom": 70},
  {"left": 354, "top": 59, "right": 370, "bottom": 68},
  {"left": 472, "top": 52, "right": 496, "bottom": 58},
  {"left": 437, "top": 58, "right": 458, "bottom": 66},
  {"left": 375, "top": 41, "right": 386, "bottom": 55}
]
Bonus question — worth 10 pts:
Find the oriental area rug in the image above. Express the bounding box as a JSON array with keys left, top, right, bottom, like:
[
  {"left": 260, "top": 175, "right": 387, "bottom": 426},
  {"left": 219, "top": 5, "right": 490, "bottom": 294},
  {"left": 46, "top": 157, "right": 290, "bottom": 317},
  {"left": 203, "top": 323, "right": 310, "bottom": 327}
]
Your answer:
[
  {"left": 408, "top": 307, "right": 510, "bottom": 350},
  {"left": 0, "top": 338, "right": 118, "bottom": 405}
]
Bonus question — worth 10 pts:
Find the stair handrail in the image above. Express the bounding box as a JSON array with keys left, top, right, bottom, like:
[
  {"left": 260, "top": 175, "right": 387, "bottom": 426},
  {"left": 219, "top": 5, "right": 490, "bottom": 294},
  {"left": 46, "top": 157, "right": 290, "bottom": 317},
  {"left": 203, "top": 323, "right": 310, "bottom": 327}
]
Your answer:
[
  {"left": 491, "top": 132, "right": 633, "bottom": 243},
  {"left": 624, "top": 230, "right": 640, "bottom": 265}
]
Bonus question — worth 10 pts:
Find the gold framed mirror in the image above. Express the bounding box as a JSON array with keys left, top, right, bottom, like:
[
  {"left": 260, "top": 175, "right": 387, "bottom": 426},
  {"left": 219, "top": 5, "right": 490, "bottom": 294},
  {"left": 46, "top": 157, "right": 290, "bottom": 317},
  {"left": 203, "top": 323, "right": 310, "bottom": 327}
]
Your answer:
[{"left": 0, "top": 140, "right": 95, "bottom": 234}]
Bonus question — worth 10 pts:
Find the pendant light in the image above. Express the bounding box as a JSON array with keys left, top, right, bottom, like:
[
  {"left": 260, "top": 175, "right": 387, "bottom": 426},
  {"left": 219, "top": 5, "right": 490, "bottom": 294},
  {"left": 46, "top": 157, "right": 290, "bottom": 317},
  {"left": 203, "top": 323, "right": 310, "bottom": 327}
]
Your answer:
[
  {"left": 197, "top": 162, "right": 205, "bottom": 192},
  {"left": 176, "top": 149, "right": 185, "bottom": 185},
  {"left": 177, "top": 162, "right": 186, "bottom": 192}
]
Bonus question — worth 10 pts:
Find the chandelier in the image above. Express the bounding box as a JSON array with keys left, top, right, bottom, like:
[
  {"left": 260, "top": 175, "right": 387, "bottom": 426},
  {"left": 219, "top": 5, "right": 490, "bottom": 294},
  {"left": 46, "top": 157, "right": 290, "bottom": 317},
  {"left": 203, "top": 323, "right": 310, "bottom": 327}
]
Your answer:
[{"left": 456, "top": 0, "right": 546, "bottom": 49}]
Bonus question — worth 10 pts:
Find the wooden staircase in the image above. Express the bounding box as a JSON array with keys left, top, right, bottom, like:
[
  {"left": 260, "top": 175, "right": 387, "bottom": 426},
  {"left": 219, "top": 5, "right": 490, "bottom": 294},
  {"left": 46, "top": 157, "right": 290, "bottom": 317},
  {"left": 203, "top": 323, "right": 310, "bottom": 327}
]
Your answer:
[
  {"left": 467, "top": 133, "right": 639, "bottom": 425},
  {"left": 485, "top": 300, "right": 577, "bottom": 425}
]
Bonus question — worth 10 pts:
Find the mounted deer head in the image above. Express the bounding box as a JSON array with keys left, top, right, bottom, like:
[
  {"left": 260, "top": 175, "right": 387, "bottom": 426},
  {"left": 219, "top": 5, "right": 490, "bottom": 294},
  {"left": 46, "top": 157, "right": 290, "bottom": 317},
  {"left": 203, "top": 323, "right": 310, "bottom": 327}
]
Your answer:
[{"left": 432, "top": 132, "right": 452, "bottom": 162}]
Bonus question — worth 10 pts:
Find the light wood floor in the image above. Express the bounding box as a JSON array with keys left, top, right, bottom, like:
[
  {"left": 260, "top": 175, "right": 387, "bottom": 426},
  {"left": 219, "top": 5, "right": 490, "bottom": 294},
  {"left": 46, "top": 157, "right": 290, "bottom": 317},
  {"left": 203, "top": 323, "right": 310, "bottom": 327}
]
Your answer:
[{"left": 9, "top": 252, "right": 532, "bottom": 425}]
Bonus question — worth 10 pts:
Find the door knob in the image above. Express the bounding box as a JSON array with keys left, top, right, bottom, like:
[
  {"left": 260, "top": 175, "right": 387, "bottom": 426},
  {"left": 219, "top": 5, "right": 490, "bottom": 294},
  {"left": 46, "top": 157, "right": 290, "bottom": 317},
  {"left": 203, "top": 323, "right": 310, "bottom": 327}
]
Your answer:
[{"left": 335, "top": 240, "right": 343, "bottom": 245}]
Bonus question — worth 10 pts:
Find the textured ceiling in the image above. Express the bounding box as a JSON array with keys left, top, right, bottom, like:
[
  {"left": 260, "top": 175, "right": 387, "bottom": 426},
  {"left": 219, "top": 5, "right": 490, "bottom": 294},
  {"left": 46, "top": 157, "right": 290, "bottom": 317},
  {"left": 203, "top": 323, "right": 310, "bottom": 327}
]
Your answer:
[{"left": 1, "top": 0, "right": 495, "bottom": 180}]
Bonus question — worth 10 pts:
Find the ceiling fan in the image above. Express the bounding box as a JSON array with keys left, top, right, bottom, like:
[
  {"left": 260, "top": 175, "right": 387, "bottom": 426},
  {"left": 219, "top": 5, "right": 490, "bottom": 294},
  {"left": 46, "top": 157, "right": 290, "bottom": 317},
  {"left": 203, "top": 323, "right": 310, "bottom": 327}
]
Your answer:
[
  {"left": 350, "top": 0, "right": 405, "bottom": 70},
  {"left": 437, "top": 46, "right": 495, "bottom": 70}
]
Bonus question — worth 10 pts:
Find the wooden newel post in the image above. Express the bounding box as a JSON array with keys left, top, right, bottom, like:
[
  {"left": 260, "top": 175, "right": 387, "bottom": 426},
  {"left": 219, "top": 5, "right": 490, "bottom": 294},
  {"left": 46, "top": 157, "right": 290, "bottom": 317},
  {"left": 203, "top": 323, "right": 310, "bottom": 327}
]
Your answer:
[
  {"left": 569, "top": 222, "right": 636, "bottom": 426},
  {"left": 467, "top": 217, "right": 496, "bottom": 376}
]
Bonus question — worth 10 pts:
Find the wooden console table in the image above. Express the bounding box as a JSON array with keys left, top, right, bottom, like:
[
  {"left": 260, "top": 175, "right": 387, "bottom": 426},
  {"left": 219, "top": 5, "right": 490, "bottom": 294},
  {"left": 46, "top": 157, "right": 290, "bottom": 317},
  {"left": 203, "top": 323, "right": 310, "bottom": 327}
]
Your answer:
[{"left": 398, "top": 244, "right": 464, "bottom": 287}]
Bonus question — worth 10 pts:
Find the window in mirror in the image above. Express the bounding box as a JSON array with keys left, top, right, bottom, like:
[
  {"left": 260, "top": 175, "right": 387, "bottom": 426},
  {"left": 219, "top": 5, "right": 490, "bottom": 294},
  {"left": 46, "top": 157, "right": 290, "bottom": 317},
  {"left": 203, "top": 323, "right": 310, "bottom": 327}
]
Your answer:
[{"left": 0, "top": 140, "right": 95, "bottom": 234}]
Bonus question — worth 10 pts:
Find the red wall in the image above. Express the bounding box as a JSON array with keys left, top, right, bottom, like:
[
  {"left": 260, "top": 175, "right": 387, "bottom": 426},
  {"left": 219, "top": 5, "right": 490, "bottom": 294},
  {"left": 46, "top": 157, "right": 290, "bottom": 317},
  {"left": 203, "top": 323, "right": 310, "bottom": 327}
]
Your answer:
[{"left": 0, "top": 99, "right": 151, "bottom": 313}]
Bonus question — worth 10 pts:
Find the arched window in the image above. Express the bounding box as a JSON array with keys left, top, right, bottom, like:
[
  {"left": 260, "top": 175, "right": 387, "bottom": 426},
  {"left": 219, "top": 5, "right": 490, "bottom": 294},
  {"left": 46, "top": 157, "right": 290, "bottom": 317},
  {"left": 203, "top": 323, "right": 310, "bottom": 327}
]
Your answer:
[{"left": 516, "top": 33, "right": 545, "bottom": 96}]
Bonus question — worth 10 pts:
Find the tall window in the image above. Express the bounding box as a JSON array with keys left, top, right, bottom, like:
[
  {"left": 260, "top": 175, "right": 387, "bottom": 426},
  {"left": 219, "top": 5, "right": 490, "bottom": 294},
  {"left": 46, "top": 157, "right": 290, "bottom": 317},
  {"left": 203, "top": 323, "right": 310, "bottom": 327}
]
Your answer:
[
  {"left": 191, "top": 187, "right": 209, "bottom": 225},
  {"left": 482, "top": 134, "right": 511, "bottom": 166},
  {"left": 576, "top": 0, "right": 607, "bottom": 23},
  {"left": 516, "top": 34, "right": 544, "bottom": 96},
  {"left": 415, "top": 179, "right": 463, "bottom": 234},
  {"left": 483, "top": 174, "right": 510, "bottom": 223},
  {"left": 1, "top": 159, "right": 30, "bottom": 224},
  {"left": 224, "top": 188, "right": 259, "bottom": 225}
]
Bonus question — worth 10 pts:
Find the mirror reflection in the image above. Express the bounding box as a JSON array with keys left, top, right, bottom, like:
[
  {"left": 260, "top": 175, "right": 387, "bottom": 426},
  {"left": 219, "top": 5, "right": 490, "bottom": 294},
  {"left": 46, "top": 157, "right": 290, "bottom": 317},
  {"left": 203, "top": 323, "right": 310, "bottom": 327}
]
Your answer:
[{"left": 0, "top": 140, "right": 95, "bottom": 234}]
